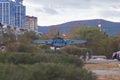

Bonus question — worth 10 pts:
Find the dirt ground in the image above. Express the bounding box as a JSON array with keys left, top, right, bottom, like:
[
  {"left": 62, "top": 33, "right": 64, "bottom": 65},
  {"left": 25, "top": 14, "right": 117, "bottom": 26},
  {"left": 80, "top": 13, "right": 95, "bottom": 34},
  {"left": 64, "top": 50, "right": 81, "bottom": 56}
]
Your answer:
[
  {"left": 84, "top": 63, "right": 120, "bottom": 80},
  {"left": 97, "top": 75, "right": 120, "bottom": 80}
]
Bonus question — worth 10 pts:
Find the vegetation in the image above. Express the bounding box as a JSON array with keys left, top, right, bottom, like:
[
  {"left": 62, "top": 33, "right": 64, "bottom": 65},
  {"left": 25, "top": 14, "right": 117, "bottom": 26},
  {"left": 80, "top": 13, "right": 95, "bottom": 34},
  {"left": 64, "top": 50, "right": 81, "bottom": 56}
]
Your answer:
[
  {"left": 2, "top": 25, "right": 120, "bottom": 58},
  {"left": 69, "top": 26, "right": 120, "bottom": 58},
  {"left": 0, "top": 52, "right": 96, "bottom": 80},
  {"left": 0, "top": 63, "right": 96, "bottom": 80},
  {"left": 1, "top": 25, "right": 120, "bottom": 80},
  {"left": 0, "top": 52, "right": 83, "bottom": 67},
  {"left": 61, "top": 46, "right": 88, "bottom": 56},
  {"left": 0, "top": 28, "right": 97, "bottom": 80}
]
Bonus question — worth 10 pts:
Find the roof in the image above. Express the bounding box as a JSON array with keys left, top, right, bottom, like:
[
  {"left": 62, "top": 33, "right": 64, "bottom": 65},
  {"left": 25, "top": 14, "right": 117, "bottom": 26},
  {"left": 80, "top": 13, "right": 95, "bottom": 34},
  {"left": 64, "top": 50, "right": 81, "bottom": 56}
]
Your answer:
[
  {"left": 0, "top": 0, "right": 21, "bottom": 5},
  {"left": 0, "top": 0, "right": 9, "bottom": 2}
]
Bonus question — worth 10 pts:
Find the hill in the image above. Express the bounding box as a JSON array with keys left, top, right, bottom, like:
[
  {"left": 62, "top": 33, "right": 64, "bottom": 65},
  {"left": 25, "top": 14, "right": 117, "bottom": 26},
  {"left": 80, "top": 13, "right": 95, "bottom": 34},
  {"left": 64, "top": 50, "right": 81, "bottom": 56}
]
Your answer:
[{"left": 38, "top": 19, "right": 120, "bottom": 36}]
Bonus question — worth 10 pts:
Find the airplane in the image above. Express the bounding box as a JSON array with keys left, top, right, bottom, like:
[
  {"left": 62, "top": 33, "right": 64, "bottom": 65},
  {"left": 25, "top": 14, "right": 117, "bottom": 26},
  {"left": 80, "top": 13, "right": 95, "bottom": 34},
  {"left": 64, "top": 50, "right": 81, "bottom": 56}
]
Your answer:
[{"left": 32, "top": 32, "right": 87, "bottom": 50}]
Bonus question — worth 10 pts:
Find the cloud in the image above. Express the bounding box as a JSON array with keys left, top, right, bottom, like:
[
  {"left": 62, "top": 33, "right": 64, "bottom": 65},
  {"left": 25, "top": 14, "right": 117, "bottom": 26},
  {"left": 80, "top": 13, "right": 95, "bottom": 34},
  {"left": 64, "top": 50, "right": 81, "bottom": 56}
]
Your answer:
[
  {"left": 24, "top": 0, "right": 120, "bottom": 9},
  {"left": 35, "top": 7, "right": 58, "bottom": 15},
  {"left": 100, "top": 10, "right": 120, "bottom": 18},
  {"left": 24, "top": 0, "right": 92, "bottom": 9},
  {"left": 112, "top": 5, "right": 120, "bottom": 10},
  {"left": 23, "top": 0, "right": 120, "bottom": 25}
]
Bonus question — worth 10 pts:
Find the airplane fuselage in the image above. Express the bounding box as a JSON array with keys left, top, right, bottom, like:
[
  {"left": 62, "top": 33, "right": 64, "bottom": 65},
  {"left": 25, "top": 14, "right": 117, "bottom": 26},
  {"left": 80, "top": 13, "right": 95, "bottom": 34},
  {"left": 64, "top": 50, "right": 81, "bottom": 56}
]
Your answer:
[{"left": 51, "top": 37, "right": 67, "bottom": 48}]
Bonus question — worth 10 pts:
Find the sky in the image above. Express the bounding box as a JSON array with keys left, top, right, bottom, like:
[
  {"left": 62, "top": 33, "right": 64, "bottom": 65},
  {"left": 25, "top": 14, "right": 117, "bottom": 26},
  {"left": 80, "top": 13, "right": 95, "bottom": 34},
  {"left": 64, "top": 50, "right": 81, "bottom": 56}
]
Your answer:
[{"left": 23, "top": 0, "right": 120, "bottom": 26}]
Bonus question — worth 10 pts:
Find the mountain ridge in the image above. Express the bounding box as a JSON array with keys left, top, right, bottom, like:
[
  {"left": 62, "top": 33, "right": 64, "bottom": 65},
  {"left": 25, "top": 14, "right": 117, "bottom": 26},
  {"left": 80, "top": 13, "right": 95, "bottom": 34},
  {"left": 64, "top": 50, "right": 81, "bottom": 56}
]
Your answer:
[{"left": 38, "top": 19, "right": 120, "bottom": 36}]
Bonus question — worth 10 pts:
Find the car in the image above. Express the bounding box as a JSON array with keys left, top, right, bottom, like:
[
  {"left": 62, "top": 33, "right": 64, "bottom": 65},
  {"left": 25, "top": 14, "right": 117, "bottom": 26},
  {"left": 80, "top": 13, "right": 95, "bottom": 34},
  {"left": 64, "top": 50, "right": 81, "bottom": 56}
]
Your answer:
[
  {"left": 112, "top": 51, "right": 120, "bottom": 60},
  {"left": 91, "top": 55, "right": 107, "bottom": 60}
]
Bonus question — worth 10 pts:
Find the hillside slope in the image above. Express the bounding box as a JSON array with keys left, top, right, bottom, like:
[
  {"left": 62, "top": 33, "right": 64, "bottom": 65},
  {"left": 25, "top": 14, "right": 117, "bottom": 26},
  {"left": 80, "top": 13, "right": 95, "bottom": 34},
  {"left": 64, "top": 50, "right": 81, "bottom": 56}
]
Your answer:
[{"left": 38, "top": 19, "right": 120, "bottom": 36}]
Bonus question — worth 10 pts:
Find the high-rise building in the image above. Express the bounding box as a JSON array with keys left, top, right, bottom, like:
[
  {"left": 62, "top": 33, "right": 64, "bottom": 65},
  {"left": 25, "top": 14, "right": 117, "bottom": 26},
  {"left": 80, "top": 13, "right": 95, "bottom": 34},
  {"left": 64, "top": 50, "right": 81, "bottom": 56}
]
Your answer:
[
  {"left": 26, "top": 16, "right": 38, "bottom": 31},
  {"left": 0, "top": 0, "right": 26, "bottom": 28},
  {"left": 0, "top": 0, "right": 14, "bottom": 26},
  {"left": 14, "top": 1, "right": 26, "bottom": 28},
  {"left": 15, "top": 0, "right": 23, "bottom": 3}
]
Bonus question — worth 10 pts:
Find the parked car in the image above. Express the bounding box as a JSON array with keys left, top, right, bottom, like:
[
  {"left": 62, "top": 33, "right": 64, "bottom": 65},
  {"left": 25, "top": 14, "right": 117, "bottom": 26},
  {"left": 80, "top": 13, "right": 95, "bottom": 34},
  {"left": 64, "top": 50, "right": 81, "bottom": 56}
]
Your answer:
[
  {"left": 112, "top": 51, "right": 120, "bottom": 60},
  {"left": 91, "top": 55, "right": 107, "bottom": 60}
]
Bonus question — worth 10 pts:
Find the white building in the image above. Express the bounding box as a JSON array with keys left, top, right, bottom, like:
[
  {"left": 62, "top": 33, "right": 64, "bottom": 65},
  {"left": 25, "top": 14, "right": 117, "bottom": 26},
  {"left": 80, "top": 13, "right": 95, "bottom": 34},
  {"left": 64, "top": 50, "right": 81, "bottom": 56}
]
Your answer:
[{"left": 26, "top": 16, "right": 38, "bottom": 31}]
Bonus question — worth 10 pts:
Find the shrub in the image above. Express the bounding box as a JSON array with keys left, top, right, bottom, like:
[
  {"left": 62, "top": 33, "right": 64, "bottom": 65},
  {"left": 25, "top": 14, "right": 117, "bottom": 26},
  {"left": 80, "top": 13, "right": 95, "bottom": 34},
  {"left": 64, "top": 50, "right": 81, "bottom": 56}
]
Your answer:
[
  {"left": 0, "top": 64, "right": 31, "bottom": 80},
  {"left": 0, "top": 63, "right": 96, "bottom": 80},
  {"left": 0, "top": 51, "right": 96, "bottom": 80},
  {"left": 0, "top": 52, "right": 83, "bottom": 67},
  {"left": 61, "top": 46, "right": 88, "bottom": 56}
]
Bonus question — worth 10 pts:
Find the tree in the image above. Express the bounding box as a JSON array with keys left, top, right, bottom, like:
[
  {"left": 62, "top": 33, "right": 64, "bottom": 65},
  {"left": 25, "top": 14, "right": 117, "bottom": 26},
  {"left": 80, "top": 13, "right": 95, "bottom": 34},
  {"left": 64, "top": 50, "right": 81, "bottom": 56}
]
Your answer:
[
  {"left": 70, "top": 26, "right": 111, "bottom": 57},
  {"left": 19, "top": 31, "right": 39, "bottom": 44},
  {"left": 40, "top": 26, "right": 61, "bottom": 40},
  {"left": 3, "top": 25, "right": 16, "bottom": 43}
]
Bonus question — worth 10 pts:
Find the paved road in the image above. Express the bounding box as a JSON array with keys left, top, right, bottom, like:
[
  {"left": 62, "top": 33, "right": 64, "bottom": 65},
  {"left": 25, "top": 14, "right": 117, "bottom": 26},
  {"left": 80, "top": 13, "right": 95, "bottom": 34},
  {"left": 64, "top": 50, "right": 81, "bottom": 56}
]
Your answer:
[
  {"left": 86, "top": 59, "right": 120, "bottom": 75},
  {"left": 86, "top": 59, "right": 120, "bottom": 64},
  {"left": 90, "top": 69, "right": 120, "bottom": 75}
]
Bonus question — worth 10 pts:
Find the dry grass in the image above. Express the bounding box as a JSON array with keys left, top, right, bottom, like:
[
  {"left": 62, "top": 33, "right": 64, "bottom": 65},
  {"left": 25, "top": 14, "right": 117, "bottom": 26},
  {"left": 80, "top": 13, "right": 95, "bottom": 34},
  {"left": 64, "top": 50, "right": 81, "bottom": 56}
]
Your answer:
[
  {"left": 84, "top": 63, "right": 120, "bottom": 70},
  {"left": 97, "top": 75, "right": 120, "bottom": 80},
  {"left": 84, "top": 63, "right": 120, "bottom": 80}
]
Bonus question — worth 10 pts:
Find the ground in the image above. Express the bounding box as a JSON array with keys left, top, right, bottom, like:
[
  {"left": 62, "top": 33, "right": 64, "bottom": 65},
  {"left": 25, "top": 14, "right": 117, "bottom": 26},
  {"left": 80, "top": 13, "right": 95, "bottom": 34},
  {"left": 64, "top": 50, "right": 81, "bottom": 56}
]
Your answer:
[{"left": 84, "top": 60, "right": 120, "bottom": 80}]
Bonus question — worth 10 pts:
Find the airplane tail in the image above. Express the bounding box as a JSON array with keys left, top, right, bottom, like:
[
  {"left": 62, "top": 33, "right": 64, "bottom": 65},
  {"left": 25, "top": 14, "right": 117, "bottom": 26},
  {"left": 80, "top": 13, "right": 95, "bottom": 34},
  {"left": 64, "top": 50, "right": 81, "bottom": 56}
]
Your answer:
[{"left": 57, "top": 31, "right": 60, "bottom": 37}]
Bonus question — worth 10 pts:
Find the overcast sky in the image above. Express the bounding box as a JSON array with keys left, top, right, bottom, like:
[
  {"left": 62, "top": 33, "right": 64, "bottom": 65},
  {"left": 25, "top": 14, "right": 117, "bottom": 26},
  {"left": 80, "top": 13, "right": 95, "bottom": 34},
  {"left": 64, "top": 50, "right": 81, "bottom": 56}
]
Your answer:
[{"left": 23, "top": 0, "right": 120, "bottom": 26}]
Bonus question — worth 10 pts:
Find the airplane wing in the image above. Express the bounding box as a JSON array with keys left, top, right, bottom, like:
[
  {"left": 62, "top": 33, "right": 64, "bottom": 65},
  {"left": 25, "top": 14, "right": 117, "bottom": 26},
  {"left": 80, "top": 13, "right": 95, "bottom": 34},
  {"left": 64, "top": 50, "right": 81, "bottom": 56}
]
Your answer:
[
  {"left": 32, "top": 40, "right": 53, "bottom": 45},
  {"left": 66, "top": 40, "right": 87, "bottom": 45}
]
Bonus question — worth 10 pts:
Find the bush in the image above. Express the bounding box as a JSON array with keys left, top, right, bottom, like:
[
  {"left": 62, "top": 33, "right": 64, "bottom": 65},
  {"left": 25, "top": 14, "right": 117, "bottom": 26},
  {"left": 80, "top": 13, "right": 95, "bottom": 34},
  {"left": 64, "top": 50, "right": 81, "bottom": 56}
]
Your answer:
[
  {"left": 6, "top": 42, "right": 41, "bottom": 53},
  {"left": 0, "top": 52, "right": 83, "bottom": 67},
  {"left": 61, "top": 46, "right": 88, "bottom": 56},
  {"left": 0, "top": 52, "right": 96, "bottom": 80},
  {"left": 0, "top": 64, "right": 31, "bottom": 80},
  {"left": 30, "top": 63, "right": 96, "bottom": 80},
  {"left": 17, "top": 44, "right": 40, "bottom": 53},
  {"left": 0, "top": 63, "right": 96, "bottom": 80}
]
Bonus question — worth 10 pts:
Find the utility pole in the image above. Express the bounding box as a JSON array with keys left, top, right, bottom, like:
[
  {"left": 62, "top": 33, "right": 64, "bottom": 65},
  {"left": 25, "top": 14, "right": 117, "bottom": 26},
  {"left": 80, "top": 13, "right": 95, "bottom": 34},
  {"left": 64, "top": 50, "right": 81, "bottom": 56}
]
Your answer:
[
  {"left": 0, "top": 23, "right": 7, "bottom": 53},
  {"left": 0, "top": 23, "right": 3, "bottom": 44},
  {"left": 98, "top": 20, "right": 102, "bottom": 32}
]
